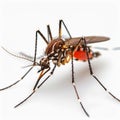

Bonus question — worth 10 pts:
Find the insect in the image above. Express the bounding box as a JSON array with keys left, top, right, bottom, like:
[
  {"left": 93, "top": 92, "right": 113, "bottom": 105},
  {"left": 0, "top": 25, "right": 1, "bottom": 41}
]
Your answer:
[{"left": 1, "top": 20, "right": 120, "bottom": 117}]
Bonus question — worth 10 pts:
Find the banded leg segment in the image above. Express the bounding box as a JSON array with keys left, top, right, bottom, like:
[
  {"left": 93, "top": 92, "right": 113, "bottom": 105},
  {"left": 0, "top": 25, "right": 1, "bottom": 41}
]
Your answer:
[
  {"left": 0, "top": 67, "right": 33, "bottom": 91},
  {"left": 59, "top": 20, "right": 72, "bottom": 39},
  {"left": 82, "top": 37, "right": 120, "bottom": 102},
  {"left": 34, "top": 30, "right": 49, "bottom": 63},
  {"left": 47, "top": 25, "right": 53, "bottom": 42},
  {"left": 14, "top": 65, "right": 56, "bottom": 108},
  {"left": 71, "top": 52, "right": 90, "bottom": 117},
  {"left": 0, "top": 30, "right": 48, "bottom": 91}
]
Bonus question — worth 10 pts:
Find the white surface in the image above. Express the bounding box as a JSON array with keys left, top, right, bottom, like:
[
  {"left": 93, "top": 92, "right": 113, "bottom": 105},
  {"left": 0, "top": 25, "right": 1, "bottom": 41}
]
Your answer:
[{"left": 0, "top": 0, "right": 120, "bottom": 120}]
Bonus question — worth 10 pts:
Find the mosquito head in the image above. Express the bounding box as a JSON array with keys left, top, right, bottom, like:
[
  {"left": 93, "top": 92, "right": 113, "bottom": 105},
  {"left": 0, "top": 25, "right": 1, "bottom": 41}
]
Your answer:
[{"left": 39, "top": 56, "right": 50, "bottom": 71}]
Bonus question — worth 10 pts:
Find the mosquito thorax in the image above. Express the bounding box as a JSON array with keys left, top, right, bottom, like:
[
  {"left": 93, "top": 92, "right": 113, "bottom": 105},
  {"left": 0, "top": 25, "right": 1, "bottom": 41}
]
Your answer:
[
  {"left": 45, "top": 39, "right": 65, "bottom": 55},
  {"left": 44, "top": 38, "right": 73, "bottom": 66}
]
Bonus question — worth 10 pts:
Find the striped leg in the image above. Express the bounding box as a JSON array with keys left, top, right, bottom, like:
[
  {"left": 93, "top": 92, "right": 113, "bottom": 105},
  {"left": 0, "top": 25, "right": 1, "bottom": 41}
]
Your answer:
[
  {"left": 59, "top": 20, "right": 72, "bottom": 39},
  {"left": 82, "top": 37, "right": 120, "bottom": 103},
  {"left": 14, "top": 65, "right": 56, "bottom": 108},
  {"left": 71, "top": 52, "right": 90, "bottom": 117}
]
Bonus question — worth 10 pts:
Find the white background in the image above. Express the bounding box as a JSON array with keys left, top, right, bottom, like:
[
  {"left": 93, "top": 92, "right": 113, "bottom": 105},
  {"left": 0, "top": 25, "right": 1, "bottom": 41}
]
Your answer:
[{"left": 0, "top": 0, "right": 120, "bottom": 120}]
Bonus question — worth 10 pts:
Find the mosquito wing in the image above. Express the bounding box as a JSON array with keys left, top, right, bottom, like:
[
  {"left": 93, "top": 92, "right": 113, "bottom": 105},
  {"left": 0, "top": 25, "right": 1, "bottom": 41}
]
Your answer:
[{"left": 65, "top": 36, "right": 110, "bottom": 47}]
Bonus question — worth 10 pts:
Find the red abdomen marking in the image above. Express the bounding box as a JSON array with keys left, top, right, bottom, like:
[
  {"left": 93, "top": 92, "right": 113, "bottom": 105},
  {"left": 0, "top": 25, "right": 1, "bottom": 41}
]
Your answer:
[{"left": 74, "top": 49, "right": 93, "bottom": 61}]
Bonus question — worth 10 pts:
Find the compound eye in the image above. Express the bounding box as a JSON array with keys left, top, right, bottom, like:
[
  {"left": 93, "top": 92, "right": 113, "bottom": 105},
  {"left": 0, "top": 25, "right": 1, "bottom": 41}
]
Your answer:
[
  {"left": 39, "top": 58, "right": 49, "bottom": 70},
  {"left": 40, "top": 57, "right": 47, "bottom": 65}
]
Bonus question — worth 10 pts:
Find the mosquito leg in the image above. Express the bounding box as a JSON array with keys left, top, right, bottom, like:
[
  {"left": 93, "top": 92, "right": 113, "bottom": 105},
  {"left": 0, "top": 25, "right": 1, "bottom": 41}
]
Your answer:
[
  {"left": 34, "top": 30, "right": 48, "bottom": 64},
  {"left": 47, "top": 25, "right": 53, "bottom": 42},
  {"left": 33, "top": 67, "right": 50, "bottom": 90},
  {"left": 71, "top": 53, "right": 89, "bottom": 117},
  {"left": 37, "top": 65, "right": 56, "bottom": 88},
  {"left": 36, "top": 30, "right": 48, "bottom": 45},
  {"left": 0, "top": 66, "right": 33, "bottom": 91},
  {"left": 82, "top": 37, "right": 120, "bottom": 102},
  {"left": 14, "top": 65, "right": 56, "bottom": 108},
  {"left": 59, "top": 20, "right": 72, "bottom": 39},
  {"left": 14, "top": 68, "right": 50, "bottom": 108},
  {"left": 0, "top": 30, "right": 47, "bottom": 91}
]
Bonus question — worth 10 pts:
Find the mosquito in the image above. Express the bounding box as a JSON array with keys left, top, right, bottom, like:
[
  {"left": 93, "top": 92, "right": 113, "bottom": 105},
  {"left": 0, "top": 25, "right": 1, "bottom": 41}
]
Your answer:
[{"left": 1, "top": 20, "right": 120, "bottom": 117}]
